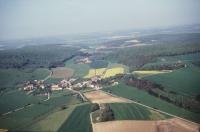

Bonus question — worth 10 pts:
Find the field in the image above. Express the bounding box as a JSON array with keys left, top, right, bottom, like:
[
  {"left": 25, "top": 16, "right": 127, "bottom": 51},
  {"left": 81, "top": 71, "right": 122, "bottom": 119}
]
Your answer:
[
  {"left": 65, "top": 57, "right": 90, "bottom": 77},
  {"left": 84, "top": 90, "right": 129, "bottom": 103},
  {"left": 132, "top": 70, "right": 172, "bottom": 78},
  {"left": 44, "top": 77, "right": 62, "bottom": 84},
  {"left": 109, "top": 103, "right": 169, "bottom": 120},
  {"left": 27, "top": 104, "right": 79, "bottom": 131},
  {"left": 157, "top": 52, "right": 200, "bottom": 63},
  {"left": 102, "top": 67, "right": 124, "bottom": 78},
  {"left": 84, "top": 68, "right": 106, "bottom": 78},
  {"left": 0, "top": 68, "right": 50, "bottom": 89},
  {"left": 51, "top": 67, "right": 74, "bottom": 79},
  {"left": 143, "top": 66, "right": 200, "bottom": 97},
  {"left": 0, "top": 90, "right": 81, "bottom": 130},
  {"left": 103, "top": 83, "right": 200, "bottom": 123},
  {"left": 58, "top": 103, "right": 93, "bottom": 132},
  {"left": 92, "top": 118, "right": 200, "bottom": 132},
  {"left": 0, "top": 90, "right": 44, "bottom": 115},
  {"left": 84, "top": 67, "right": 125, "bottom": 79}
]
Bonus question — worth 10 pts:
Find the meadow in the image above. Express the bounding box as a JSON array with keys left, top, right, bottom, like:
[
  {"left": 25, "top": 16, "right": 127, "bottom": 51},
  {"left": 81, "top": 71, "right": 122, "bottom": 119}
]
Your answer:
[
  {"left": 0, "top": 91, "right": 81, "bottom": 130},
  {"left": 103, "top": 83, "right": 200, "bottom": 123},
  {"left": 0, "top": 68, "right": 50, "bottom": 89},
  {"left": 143, "top": 65, "right": 200, "bottom": 97},
  {"left": 65, "top": 57, "right": 90, "bottom": 77},
  {"left": 0, "top": 90, "right": 44, "bottom": 115}
]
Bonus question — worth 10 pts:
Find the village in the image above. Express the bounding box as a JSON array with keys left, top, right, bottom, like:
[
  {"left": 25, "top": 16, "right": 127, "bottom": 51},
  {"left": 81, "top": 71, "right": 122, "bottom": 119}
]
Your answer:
[{"left": 22, "top": 74, "right": 119, "bottom": 99}]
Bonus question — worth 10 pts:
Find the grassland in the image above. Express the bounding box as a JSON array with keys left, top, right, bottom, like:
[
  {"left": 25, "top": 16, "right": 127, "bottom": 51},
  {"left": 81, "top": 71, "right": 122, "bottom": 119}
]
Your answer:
[
  {"left": 0, "top": 90, "right": 81, "bottom": 130},
  {"left": 58, "top": 103, "right": 92, "bottom": 132},
  {"left": 44, "top": 77, "right": 62, "bottom": 84},
  {"left": 65, "top": 57, "right": 90, "bottom": 77},
  {"left": 109, "top": 103, "right": 170, "bottom": 120},
  {"left": 132, "top": 70, "right": 172, "bottom": 78},
  {"left": 143, "top": 65, "right": 200, "bottom": 97},
  {"left": 158, "top": 52, "right": 200, "bottom": 63},
  {"left": 0, "top": 68, "right": 50, "bottom": 89},
  {"left": 103, "top": 83, "right": 200, "bottom": 123},
  {"left": 27, "top": 104, "right": 79, "bottom": 131},
  {"left": 0, "top": 90, "right": 44, "bottom": 114}
]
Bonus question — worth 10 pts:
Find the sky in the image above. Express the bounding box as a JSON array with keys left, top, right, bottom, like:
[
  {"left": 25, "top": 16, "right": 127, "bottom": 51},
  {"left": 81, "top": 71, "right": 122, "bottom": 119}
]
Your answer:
[{"left": 0, "top": 0, "right": 200, "bottom": 40}]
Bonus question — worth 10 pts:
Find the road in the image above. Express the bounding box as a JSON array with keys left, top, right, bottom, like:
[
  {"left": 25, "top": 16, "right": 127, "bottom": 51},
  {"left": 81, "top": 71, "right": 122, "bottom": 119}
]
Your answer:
[{"left": 66, "top": 88, "right": 88, "bottom": 102}]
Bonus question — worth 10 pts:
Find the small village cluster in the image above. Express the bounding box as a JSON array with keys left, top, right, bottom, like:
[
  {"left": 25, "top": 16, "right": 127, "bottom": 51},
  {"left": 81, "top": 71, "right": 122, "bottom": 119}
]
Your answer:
[{"left": 23, "top": 75, "right": 119, "bottom": 96}]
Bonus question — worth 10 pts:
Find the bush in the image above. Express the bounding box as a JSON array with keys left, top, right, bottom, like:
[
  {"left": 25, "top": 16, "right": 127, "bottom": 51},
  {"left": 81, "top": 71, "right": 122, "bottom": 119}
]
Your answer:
[{"left": 91, "top": 103, "right": 100, "bottom": 112}]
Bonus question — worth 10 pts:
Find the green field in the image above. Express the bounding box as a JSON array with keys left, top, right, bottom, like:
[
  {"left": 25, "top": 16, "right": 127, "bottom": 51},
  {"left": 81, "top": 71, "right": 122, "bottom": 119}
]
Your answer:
[
  {"left": 0, "top": 68, "right": 50, "bottom": 89},
  {"left": 103, "top": 83, "right": 200, "bottom": 123},
  {"left": 143, "top": 66, "right": 200, "bottom": 97},
  {"left": 0, "top": 92, "right": 81, "bottom": 130},
  {"left": 27, "top": 104, "right": 79, "bottom": 131},
  {"left": 109, "top": 103, "right": 170, "bottom": 120},
  {"left": 0, "top": 90, "right": 44, "bottom": 114},
  {"left": 158, "top": 53, "right": 200, "bottom": 62},
  {"left": 65, "top": 58, "right": 90, "bottom": 77},
  {"left": 58, "top": 103, "right": 92, "bottom": 132},
  {"left": 142, "top": 53, "right": 200, "bottom": 69},
  {"left": 44, "top": 77, "right": 63, "bottom": 84}
]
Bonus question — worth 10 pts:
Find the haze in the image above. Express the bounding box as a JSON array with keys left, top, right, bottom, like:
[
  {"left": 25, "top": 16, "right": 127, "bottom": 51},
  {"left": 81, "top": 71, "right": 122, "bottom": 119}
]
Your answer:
[{"left": 0, "top": 0, "right": 200, "bottom": 40}]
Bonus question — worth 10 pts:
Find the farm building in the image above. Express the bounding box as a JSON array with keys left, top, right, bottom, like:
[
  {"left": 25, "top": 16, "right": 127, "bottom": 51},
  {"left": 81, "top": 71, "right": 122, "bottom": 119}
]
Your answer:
[{"left": 51, "top": 84, "right": 62, "bottom": 91}]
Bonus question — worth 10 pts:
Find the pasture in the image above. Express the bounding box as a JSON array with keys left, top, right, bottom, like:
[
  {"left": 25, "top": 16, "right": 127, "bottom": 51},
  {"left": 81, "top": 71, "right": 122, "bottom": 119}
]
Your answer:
[
  {"left": 0, "top": 91, "right": 81, "bottom": 130},
  {"left": 65, "top": 57, "right": 90, "bottom": 77},
  {"left": 103, "top": 83, "right": 200, "bottom": 123},
  {"left": 0, "top": 68, "right": 50, "bottom": 89},
  {"left": 143, "top": 66, "right": 200, "bottom": 97},
  {"left": 0, "top": 90, "right": 44, "bottom": 115}
]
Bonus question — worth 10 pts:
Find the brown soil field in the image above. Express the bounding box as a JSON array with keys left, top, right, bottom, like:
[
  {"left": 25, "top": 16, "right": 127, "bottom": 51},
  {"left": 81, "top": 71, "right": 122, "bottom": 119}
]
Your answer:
[
  {"left": 92, "top": 118, "right": 200, "bottom": 132},
  {"left": 51, "top": 67, "right": 74, "bottom": 79},
  {"left": 84, "top": 90, "right": 130, "bottom": 103}
]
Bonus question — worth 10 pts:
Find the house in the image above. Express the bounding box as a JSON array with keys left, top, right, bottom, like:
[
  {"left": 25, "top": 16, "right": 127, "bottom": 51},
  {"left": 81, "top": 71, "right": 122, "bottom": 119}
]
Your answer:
[
  {"left": 111, "top": 81, "right": 119, "bottom": 86},
  {"left": 51, "top": 84, "right": 62, "bottom": 91},
  {"left": 59, "top": 79, "right": 72, "bottom": 88},
  {"left": 23, "top": 84, "right": 34, "bottom": 91},
  {"left": 75, "top": 57, "right": 91, "bottom": 64}
]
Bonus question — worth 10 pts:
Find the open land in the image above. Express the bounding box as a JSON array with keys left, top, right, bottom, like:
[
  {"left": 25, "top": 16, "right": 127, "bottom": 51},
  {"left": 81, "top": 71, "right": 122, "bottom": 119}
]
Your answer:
[
  {"left": 84, "top": 90, "right": 129, "bottom": 103},
  {"left": 92, "top": 118, "right": 200, "bottom": 132}
]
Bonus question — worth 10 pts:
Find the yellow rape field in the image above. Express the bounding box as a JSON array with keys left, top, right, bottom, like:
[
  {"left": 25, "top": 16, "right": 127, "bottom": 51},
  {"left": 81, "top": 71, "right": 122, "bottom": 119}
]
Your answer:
[
  {"left": 84, "top": 67, "right": 125, "bottom": 79},
  {"left": 133, "top": 70, "right": 172, "bottom": 78},
  {"left": 84, "top": 68, "right": 106, "bottom": 78},
  {"left": 102, "top": 67, "right": 124, "bottom": 78}
]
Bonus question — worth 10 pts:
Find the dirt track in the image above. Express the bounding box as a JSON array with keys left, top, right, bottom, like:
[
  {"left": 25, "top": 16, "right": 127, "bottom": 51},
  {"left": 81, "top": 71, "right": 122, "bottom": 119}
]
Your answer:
[{"left": 92, "top": 118, "right": 200, "bottom": 132}]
